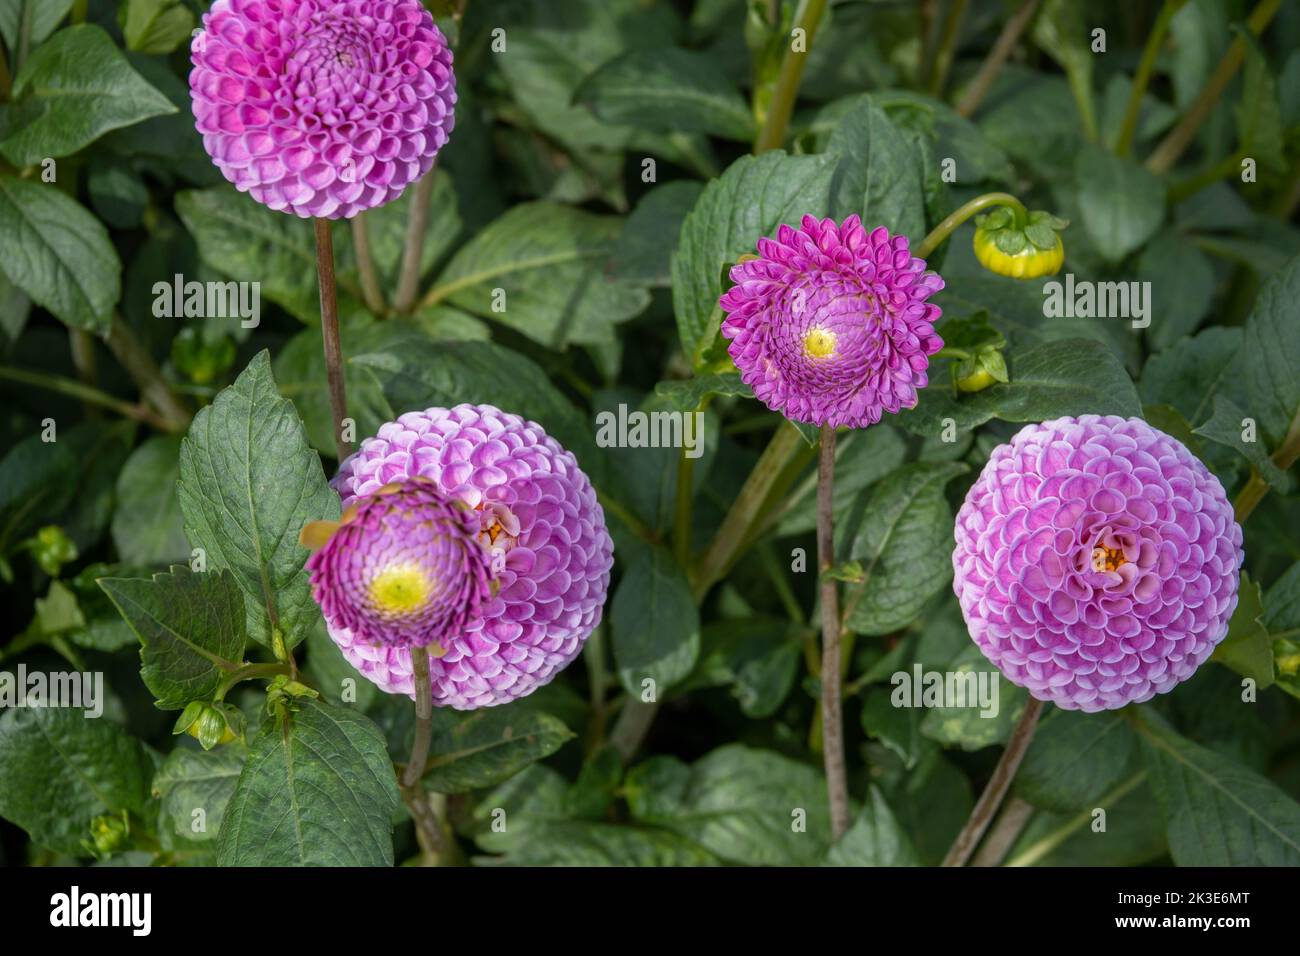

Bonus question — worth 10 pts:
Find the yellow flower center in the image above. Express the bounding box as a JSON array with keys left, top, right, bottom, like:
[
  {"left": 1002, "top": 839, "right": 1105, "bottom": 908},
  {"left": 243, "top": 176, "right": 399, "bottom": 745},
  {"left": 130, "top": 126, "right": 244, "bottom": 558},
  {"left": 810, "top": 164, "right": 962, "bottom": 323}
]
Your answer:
[
  {"left": 369, "top": 563, "right": 433, "bottom": 614},
  {"left": 803, "top": 327, "right": 837, "bottom": 359},
  {"left": 1090, "top": 546, "right": 1128, "bottom": 573}
]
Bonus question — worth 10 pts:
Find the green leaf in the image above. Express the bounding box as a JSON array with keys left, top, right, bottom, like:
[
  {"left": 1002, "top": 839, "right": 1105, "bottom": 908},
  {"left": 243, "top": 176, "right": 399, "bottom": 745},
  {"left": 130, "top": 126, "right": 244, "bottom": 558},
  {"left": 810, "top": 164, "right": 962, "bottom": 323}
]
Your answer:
[
  {"left": 1210, "top": 572, "right": 1274, "bottom": 689},
  {"left": 425, "top": 202, "right": 650, "bottom": 349},
  {"left": 176, "top": 188, "right": 361, "bottom": 324},
  {"left": 111, "top": 435, "right": 189, "bottom": 566},
  {"left": 845, "top": 462, "right": 968, "bottom": 635},
  {"left": 482, "top": 821, "right": 718, "bottom": 866},
  {"left": 1243, "top": 253, "right": 1300, "bottom": 447},
  {"left": 0, "top": 707, "right": 153, "bottom": 856},
  {"left": 671, "top": 150, "right": 835, "bottom": 360},
  {"left": 422, "top": 708, "right": 575, "bottom": 794},
  {"left": 0, "top": 176, "right": 120, "bottom": 332},
  {"left": 0, "top": 1, "right": 73, "bottom": 52},
  {"left": 653, "top": 372, "right": 752, "bottom": 413},
  {"left": 0, "top": 430, "right": 77, "bottom": 554},
  {"left": 351, "top": 337, "right": 606, "bottom": 490},
  {"left": 824, "top": 100, "right": 928, "bottom": 241},
  {"left": 692, "top": 618, "right": 801, "bottom": 719},
  {"left": 901, "top": 339, "right": 1142, "bottom": 437},
  {"left": 0, "top": 25, "right": 175, "bottom": 166},
  {"left": 1194, "top": 396, "right": 1290, "bottom": 490},
  {"left": 575, "top": 47, "right": 753, "bottom": 141},
  {"left": 1235, "top": 32, "right": 1287, "bottom": 173},
  {"left": 608, "top": 181, "right": 704, "bottom": 286},
  {"left": 1138, "top": 711, "right": 1300, "bottom": 865},
  {"left": 1139, "top": 326, "right": 1244, "bottom": 427},
  {"left": 1015, "top": 709, "right": 1137, "bottom": 813},
  {"left": 217, "top": 700, "right": 400, "bottom": 866},
  {"left": 1074, "top": 144, "right": 1165, "bottom": 262},
  {"left": 919, "top": 645, "right": 1028, "bottom": 750},
  {"left": 152, "top": 744, "right": 244, "bottom": 844},
  {"left": 611, "top": 545, "right": 700, "bottom": 695},
  {"left": 625, "top": 745, "right": 832, "bottom": 865},
  {"left": 120, "top": 0, "right": 195, "bottom": 55},
  {"left": 1135, "top": 232, "right": 1216, "bottom": 351},
  {"left": 100, "top": 567, "right": 247, "bottom": 711},
  {"left": 825, "top": 787, "right": 919, "bottom": 866},
  {"left": 177, "top": 352, "right": 340, "bottom": 650}
]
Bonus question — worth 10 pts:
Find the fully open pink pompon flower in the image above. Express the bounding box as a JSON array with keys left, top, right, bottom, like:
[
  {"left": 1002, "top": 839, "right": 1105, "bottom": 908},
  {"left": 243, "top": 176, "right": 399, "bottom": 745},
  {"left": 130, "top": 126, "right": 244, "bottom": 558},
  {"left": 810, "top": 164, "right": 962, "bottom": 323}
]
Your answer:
[
  {"left": 719, "top": 215, "right": 944, "bottom": 429},
  {"left": 326, "top": 404, "right": 614, "bottom": 710},
  {"left": 305, "top": 480, "right": 492, "bottom": 651},
  {"left": 190, "top": 0, "right": 456, "bottom": 219},
  {"left": 953, "top": 415, "right": 1243, "bottom": 712}
]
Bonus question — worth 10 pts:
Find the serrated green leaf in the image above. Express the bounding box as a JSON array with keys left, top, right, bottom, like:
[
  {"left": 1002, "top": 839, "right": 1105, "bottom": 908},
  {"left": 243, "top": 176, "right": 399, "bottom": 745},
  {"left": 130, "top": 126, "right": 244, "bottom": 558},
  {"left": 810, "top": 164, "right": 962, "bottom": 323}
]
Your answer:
[
  {"left": 825, "top": 787, "right": 919, "bottom": 866},
  {"left": 0, "top": 707, "right": 153, "bottom": 856},
  {"left": 824, "top": 100, "right": 928, "bottom": 240},
  {"left": 1138, "top": 710, "right": 1300, "bottom": 865},
  {"left": 177, "top": 351, "right": 339, "bottom": 649},
  {"left": 421, "top": 708, "right": 575, "bottom": 794},
  {"left": 575, "top": 47, "right": 753, "bottom": 141},
  {"left": 100, "top": 566, "right": 246, "bottom": 710},
  {"left": 1015, "top": 709, "right": 1137, "bottom": 812},
  {"left": 608, "top": 181, "right": 704, "bottom": 286},
  {"left": 217, "top": 700, "right": 400, "bottom": 866},
  {"left": 153, "top": 744, "right": 244, "bottom": 843},
  {"left": 424, "top": 202, "right": 649, "bottom": 349},
  {"left": 0, "top": 176, "right": 120, "bottom": 332},
  {"left": 1243, "top": 253, "right": 1300, "bottom": 447},
  {"left": 611, "top": 545, "right": 700, "bottom": 695},
  {"left": 111, "top": 436, "right": 189, "bottom": 566},
  {"left": 1074, "top": 145, "right": 1165, "bottom": 262},
  {"left": 0, "top": 25, "right": 175, "bottom": 166},
  {"left": 845, "top": 462, "right": 968, "bottom": 635}
]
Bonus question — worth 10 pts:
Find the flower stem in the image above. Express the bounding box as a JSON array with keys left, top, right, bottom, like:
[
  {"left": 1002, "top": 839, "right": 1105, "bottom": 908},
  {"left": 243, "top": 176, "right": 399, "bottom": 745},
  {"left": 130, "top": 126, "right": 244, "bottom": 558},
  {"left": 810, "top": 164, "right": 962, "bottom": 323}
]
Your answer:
[
  {"left": 393, "top": 167, "right": 437, "bottom": 314},
  {"left": 1114, "top": 0, "right": 1182, "bottom": 156},
  {"left": 673, "top": 446, "right": 695, "bottom": 566},
  {"left": 955, "top": 0, "right": 1039, "bottom": 117},
  {"left": 752, "top": 0, "right": 829, "bottom": 153},
  {"left": 0, "top": 365, "right": 175, "bottom": 431},
  {"left": 941, "top": 696, "right": 1045, "bottom": 866},
  {"left": 400, "top": 645, "right": 450, "bottom": 863},
  {"left": 104, "top": 315, "right": 193, "bottom": 432},
  {"left": 214, "top": 661, "right": 290, "bottom": 702},
  {"left": 351, "top": 214, "right": 387, "bottom": 316},
  {"left": 314, "top": 218, "right": 352, "bottom": 462},
  {"left": 1168, "top": 150, "right": 1247, "bottom": 203},
  {"left": 1004, "top": 771, "right": 1146, "bottom": 867},
  {"left": 1145, "top": 0, "right": 1281, "bottom": 175},
  {"left": 927, "top": 0, "right": 968, "bottom": 97},
  {"left": 915, "top": 192, "right": 1027, "bottom": 259},
  {"left": 817, "top": 425, "right": 850, "bottom": 840},
  {"left": 969, "top": 796, "right": 1035, "bottom": 866}
]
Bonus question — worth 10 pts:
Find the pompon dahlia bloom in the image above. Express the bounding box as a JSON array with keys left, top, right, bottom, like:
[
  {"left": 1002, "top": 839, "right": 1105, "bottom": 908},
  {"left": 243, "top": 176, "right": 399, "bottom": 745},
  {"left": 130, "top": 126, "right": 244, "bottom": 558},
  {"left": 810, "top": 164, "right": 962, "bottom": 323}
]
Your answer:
[
  {"left": 190, "top": 0, "right": 456, "bottom": 219},
  {"left": 325, "top": 404, "right": 614, "bottom": 710},
  {"left": 305, "top": 479, "right": 491, "bottom": 650},
  {"left": 953, "top": 415, "right": 1244, "bottom": 712},
  {"left": 719, "top": 215, "right": 945, "bottom": 429}
]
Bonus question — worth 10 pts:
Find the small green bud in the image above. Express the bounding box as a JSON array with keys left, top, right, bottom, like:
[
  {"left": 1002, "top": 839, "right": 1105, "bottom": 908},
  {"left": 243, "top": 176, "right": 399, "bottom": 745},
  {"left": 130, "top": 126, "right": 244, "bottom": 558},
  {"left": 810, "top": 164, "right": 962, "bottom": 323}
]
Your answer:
[
  {"left": 84, "top": 810, "right": 130, "bottom": 859},
  {"left": 173, "top": 701, "right": 242, "bottom": 750},
  {"left": 29, "top": 525, "right": 78, "bottom": 577},
  {"left": 171, "top": 327, "right": 236, "bottom": 385}
]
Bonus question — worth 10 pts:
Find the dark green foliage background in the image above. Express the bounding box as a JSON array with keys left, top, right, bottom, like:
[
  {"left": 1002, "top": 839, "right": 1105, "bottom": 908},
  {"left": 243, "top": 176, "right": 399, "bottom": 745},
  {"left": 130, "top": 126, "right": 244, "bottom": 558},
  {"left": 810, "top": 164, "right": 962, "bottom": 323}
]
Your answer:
[{"left": 1, "top": 0, "right": 1299, "bottom": 867}]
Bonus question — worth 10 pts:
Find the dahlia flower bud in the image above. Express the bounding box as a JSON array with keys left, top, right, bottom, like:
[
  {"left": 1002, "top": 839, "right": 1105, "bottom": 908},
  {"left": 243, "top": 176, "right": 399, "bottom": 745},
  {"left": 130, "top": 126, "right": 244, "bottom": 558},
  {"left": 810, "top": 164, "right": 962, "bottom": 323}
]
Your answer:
[
  {"left": 304, "top": 479, "right": 493, "bottom": 652},
  {"left": 953, "top": 415, "right": 1244, "bottom": 712},
  {"left": 189, "top": 0, "right": 456, "bottom": 219},
  {"left": 325, "top": 405, "right": 614, "bottom": 710},
  {"left": 719, "top": 215, "right": 944, "bottom": 429},
  {"left": 971, "top": 207, "right": 1066, "bottom": 279}
]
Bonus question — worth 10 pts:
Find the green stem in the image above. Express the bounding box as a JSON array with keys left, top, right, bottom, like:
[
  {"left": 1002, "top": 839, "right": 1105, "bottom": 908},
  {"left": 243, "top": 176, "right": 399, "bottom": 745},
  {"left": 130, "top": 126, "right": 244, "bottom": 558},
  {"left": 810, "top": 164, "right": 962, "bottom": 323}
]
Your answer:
[
  {"left": 314, "top": 218, "right": 351, "bottom": 461},
  {"left": 1004, "top": 772, "right": 1147, "bottom": 867},
  {"left": 1233, "top": 400, "right": 1300, "bottom": 523},
  {"left": 351, "top": 214, "right": 387, "bottom": 317},
  {"left": 214, "top": 662, "right": 290, "bottom": 701},
  {"left": 915, "top": 192, "right": 1027, "bottom": 259},
  {"left": 0, "top": 41, "right": 11, "bottom": 101},
  {"left": 673, "top": 445, "right": 695, "bottom": 567},
  {"left": 752, "top": 0, "right": 829, "bottom": 152},
  {"left": 1115, "top": 0, "right": 1183, "bottom": 155},
  {"left": 927, "top": 0, "right": 968, "bottom": 97},
  {"left": 597, "top": 490, "right": 656, "bottom": 543},
  {"left": 955, "top": 0, "right": 1039, "bottom": 117},
  {"left": 0, "top": 365, "right": 175, "bottom": 430},
  {"left": 584, "top": 625, "right": 610, "bottom": 754},
  {"left": 70, "top": 0, "right": 88, "bottom": 25},
  {"left": 394, "top": 167, "right": 437, "bottom": 314},
  {"left": 1145, "top": 0, "right": 1281, "bottom": 175},
  {"left": 691, "top": 421, "right": 807, "bottom": 599},
  {"left": 760, "top": 541, "right": 805, "bottom": 624},
  {"left": 1168, "top": 150, "right": 1247, "bottom": 202},
  {"left": 103, "top": 316, "right": 193, "bottom": 432},
  {"left": 1065, "top": 62, "right": 1099, "bottom": 143}
]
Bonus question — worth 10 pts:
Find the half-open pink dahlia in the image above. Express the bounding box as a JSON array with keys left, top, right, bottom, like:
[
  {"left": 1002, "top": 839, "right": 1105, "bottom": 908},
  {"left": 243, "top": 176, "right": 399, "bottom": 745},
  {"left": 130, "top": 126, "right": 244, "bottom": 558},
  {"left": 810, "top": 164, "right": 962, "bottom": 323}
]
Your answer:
[
  {"left": 326, "top": 404, "right": 614, "bottom": 710},
  {"left": 719, "top": 215, "right": 944, "bottom": 429},
  {"left": 953, "top": 415, "right": 1243, "bottom": 712},
  {"left": 190, "top": 0, "right": 456, "bottom": 219}
]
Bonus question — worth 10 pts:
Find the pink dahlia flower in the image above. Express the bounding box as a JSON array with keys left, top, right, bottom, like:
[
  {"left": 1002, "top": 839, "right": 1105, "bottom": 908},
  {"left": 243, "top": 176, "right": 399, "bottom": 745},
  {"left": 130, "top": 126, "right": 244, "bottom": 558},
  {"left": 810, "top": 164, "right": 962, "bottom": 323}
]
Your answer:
[
  {"left": 327, "top": 404, "right": 614, "bottom": 710},
  {"left": 190, "top": 0, "right": 456, "bottom": 219},
  {"left": 719, "top": 215, "right": 944, "bottom": 429},
  {"left": 953, "top": 415, "right": 1243, "bottom": 712},
  {"left": 306, "top": 479, "right": 491, "bottom": 651}
]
